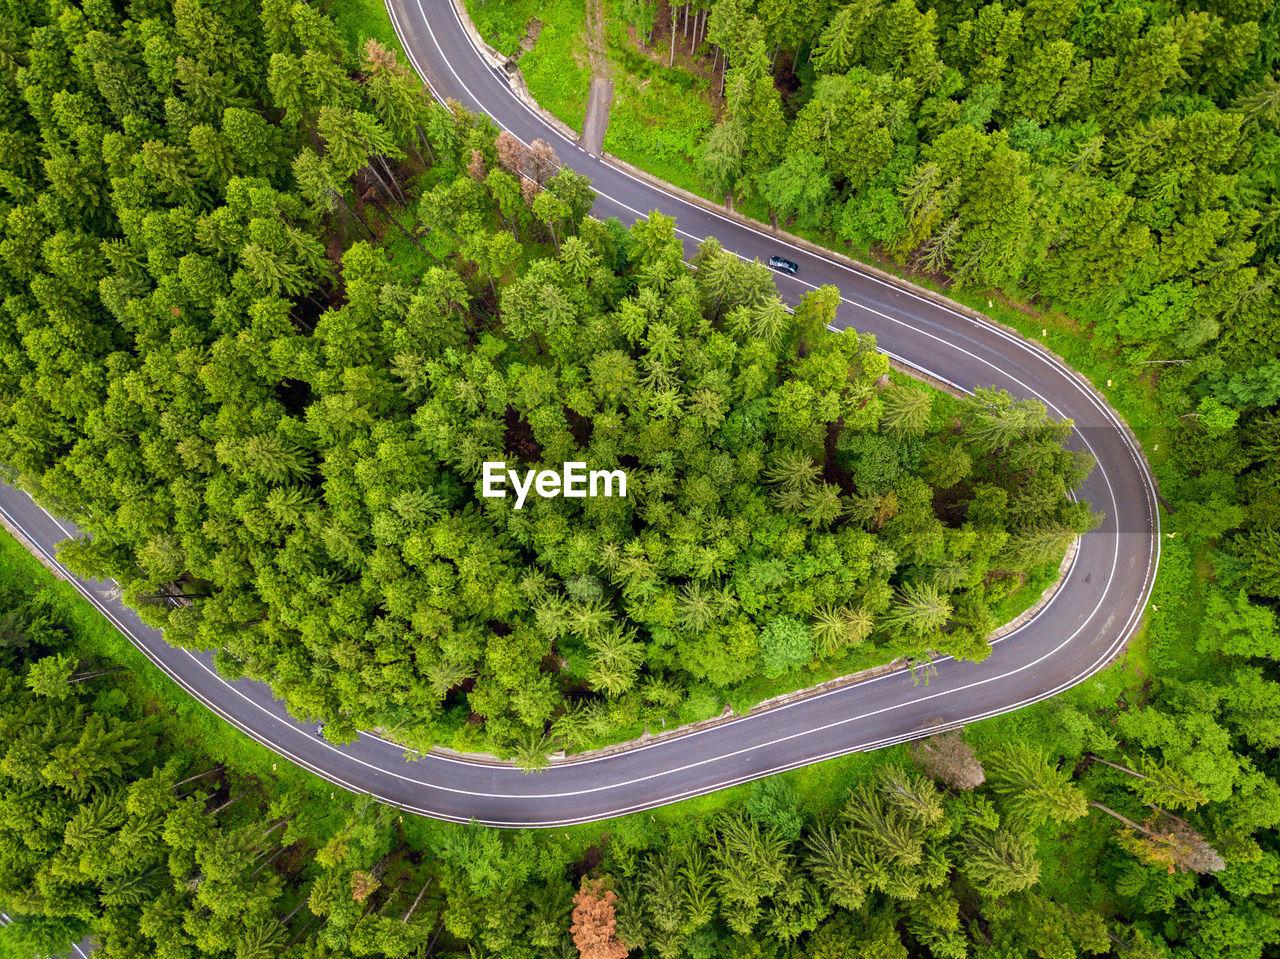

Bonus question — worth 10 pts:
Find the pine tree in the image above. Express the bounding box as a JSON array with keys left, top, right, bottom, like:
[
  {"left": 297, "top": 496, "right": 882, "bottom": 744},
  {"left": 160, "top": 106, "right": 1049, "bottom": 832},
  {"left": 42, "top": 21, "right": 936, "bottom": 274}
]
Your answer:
[
  {"left": 986, "top": 742, "right": 1088, "bottom": 826},
  {"left": 879, "top": 384, "right": 933, "bottom": 437},
  {"left": 961, "top": 825, "right": 1041, "bottom": 895},
  {"left": 883, "top": 581, "right": 952, "bottom": 637}
]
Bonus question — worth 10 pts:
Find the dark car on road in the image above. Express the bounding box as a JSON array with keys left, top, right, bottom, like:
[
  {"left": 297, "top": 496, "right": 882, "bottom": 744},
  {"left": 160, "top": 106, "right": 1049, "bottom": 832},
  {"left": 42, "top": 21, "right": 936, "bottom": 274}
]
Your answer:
[{"left": 768, "top": 254, "right": 799, "bottom": 275}]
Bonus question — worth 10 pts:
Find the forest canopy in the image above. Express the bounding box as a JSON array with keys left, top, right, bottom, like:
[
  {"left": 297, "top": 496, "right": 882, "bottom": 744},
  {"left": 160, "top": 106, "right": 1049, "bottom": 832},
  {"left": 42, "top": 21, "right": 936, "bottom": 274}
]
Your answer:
[
  {"left": 688, "top": 0, "right": 1277, "bottom": 323},
  {"left": 2, "top": 564, "right": 1276, "bottom": 959},
  {"left": 0, "top": 0, "right": 1092, "bottom": 757},
  {"left": 0, "top": 1, "right": 1278, "bottom": 958}
]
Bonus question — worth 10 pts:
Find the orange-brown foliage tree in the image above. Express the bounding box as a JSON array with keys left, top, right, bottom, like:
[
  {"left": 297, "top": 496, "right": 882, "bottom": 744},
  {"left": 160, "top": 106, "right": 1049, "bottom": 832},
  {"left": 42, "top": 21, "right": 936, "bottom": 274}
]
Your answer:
[{"left": 570, "top": 877, "right": 630, "bottom": 959}]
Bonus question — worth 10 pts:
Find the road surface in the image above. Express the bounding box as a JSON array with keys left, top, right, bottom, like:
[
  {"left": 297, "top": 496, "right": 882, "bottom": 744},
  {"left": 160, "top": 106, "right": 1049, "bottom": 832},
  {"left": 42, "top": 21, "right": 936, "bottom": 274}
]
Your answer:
[
  {"left": 0, "top": 912, "right": 92, "bottom": 958},
  {"left": 0, "top": 0, "right": 1159, "bottom": 829}
]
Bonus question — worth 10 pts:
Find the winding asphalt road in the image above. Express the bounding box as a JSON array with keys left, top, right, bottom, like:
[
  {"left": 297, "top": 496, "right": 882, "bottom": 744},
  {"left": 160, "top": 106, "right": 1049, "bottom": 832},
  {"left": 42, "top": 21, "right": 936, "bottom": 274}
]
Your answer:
[{"left": 0, "top": 0, "right": 1159, "bottom": 830}]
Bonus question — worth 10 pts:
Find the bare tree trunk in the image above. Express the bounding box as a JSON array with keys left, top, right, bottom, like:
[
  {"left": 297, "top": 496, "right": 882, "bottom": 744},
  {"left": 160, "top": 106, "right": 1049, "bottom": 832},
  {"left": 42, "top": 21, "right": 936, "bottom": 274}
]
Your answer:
[
  {"left": 290, "top": 292, "right": 322, "bottom": 332},
  {"left": 210, "top": 789, "right": 252, "bottom": 816},
  {"left": 360, "top": 158, "right": 397, "bottom": 204},
  {"left": 402, "top": 876, "right": 435, "bottom": 923},
  {"left": 415, "top": 125, "right": 435, "bottom": 164},
  {"left": 70, "top": 667, "right": 127, "bottom": 684},
  {"left": 290, "top": 311, "right": 316, "bottom": 334},
  {"left": 376, "top": 154, "right": 408, "bottom": 205},
  {"left": 337, "top": 192, "right": 378, "bottom": 239},
  {"left": 285, "top": 914, "right": 317, "bottom": 948},
  {"left": 251, "top": 843, "right": 291, "bottom": 875},
  {"left": 424, "top": 914, "right": 446, "bottom": 957},
  {"left": 1154, "top": 805, "right": 1200, "bottom": 831},
  {"left": 1089, "top": 800, "right": 1156, "bottom": 837},
  {"left": 1087, "top": 755, "right": 1146, "bottom": 779},
  {"left": 375, "top": 878, "right": 406, "bottom": 916},
  {"left": 669, "top": 5, "right": 677, "bottom": 66},
  {"left": 770, "top": 41, "right": 779, "bottom": 70},
  {"left": 957, "top": 905, "right": 991, "bottom": 945},
  {"left": 720, "top": 55, "right": 727, "bottom": 96},
  {"left": 372, "top": 841, "right": 409, "bottom": 880},
  {"left": 405, "top": 138, "right": 426, "bottom": 171},
  {"left": 262, "top": 815, "right": 296, "bottom": 839},
  {"left": 279, "top": 897, "right": 310, "bottom": 927},
  {"left": 365, "top": 194, "right": 436, "bottom": 259},
  {"left": 174, "top": 765, "right": 226, "bottom": 789},
  {"left": 1030, "top": 893, "right": 1133, "bottom": 952}
]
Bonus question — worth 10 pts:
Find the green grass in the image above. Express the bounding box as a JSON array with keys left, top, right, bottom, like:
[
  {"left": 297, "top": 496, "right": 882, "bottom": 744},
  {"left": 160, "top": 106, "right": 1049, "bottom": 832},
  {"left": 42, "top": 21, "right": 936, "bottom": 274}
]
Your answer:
[
  {"left": 519, "top": 1, "right": 591, "bottom": 132},
  {"left": 601, "top": 0, "right": 715, "bottom": 192},
  {"left": 554, "top": 744, "right": 908, "bottom": 855},
  {"left": 463, "top": 0, "right": 541, "bottom": 56},
  {"left": 398, "top": 744, "right": 907, "bottom": 869},
  {"left": 461, "top": 0, "right": 719, "bottom": 182},
  {"left": 462, "top": 0, "right": 591, "bottom": 131},
  {"left": 326, "top": 0, "right": 405, "bottom": 60}
]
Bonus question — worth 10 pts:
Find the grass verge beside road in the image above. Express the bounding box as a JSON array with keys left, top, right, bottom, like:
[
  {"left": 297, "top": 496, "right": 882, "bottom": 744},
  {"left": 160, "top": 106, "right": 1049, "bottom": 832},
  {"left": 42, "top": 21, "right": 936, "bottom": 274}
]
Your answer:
[
  {"left": 328, "top": 0, "right": 404, "bottom": 58},
  {"left": 454, "top": 0, "right": 716, "bottom": 160},
  {"left": 601, "top": 0, "right": 715, "bottom": 191},
  {"left": 461, "top": 0, "right": 591, "bottom": 131}
]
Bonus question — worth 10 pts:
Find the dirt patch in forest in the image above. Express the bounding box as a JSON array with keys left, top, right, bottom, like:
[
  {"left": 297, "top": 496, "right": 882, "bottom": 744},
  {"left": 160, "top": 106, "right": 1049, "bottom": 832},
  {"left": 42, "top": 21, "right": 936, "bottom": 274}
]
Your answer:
[
  {"left": 581, "top": 77, "right": 615, "bottom": 155},
  {"left": 572, "top": 842, "right": 607, "bottom": 880},
  {"left": 621, "top": 2, "right": 720, "bottom": 100},
  {"left": 983, "top": 568, "right": 1028, "bottom": 589},
  {"left": 821, "top": 419, "right": 854, "bottom": 494},
  {"left": 930, "top": 482, "right": 971, "bottom": 526},
  {"left": 520, "top": 18, "right": 542, "bottom": 53},
  {"left": 503, "top": 407, "right": 544, "bottom": 461},
  {"left": 565, "top": 406, "right": 595, "bottom": 446},
  {"left": 584, "top": 0, "right": 607, "bottom": 74},
  {"left": 580, "top": 0, "right": 615, "bottom": 154}
]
